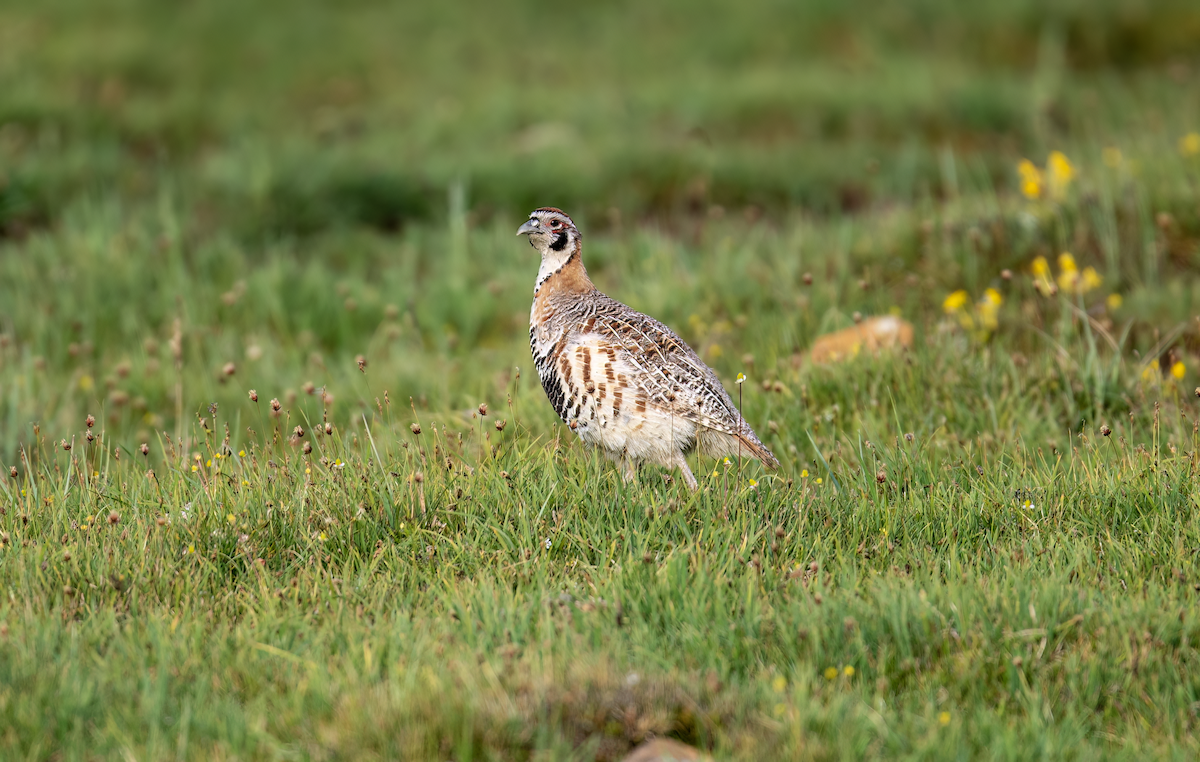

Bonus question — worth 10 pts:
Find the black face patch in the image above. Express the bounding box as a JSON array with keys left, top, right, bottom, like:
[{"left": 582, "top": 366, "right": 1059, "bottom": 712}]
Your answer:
[{"left": 550, "top": 231, "right": 569, "bottom": 251}]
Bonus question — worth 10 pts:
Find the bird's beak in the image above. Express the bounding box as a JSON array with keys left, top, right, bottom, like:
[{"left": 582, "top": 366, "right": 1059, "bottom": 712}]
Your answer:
[{"left": 516, "top": 219, "right": 539, "bottom": 236}]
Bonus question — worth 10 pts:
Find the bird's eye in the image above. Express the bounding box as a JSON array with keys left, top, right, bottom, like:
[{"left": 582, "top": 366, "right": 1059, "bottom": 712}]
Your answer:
[{"left": 550, "top": 219, "right": 562, "bottom": 228}]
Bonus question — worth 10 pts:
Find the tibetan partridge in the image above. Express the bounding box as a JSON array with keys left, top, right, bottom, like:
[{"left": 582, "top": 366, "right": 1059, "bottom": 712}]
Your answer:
[{"left": 518, "top": 207, "right": 779, "bottom": 489}]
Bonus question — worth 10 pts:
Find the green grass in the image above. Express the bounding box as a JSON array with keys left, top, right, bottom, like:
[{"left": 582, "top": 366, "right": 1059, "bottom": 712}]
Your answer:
[{"left": 3, "top": 0, "right": 1200, "bottom": 759}]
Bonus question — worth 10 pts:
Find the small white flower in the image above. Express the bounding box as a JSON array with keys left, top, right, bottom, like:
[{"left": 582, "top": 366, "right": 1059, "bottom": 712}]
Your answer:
[{"left": 544, "top": 538, "right": 552, "bottom": 550}]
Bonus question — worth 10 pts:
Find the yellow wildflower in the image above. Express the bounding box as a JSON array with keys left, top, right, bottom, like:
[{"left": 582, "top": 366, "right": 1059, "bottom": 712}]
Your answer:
[
  {"left": 824, "top": 667, "right": 838, "bottom": 680},
  {"left": 800, "top": 469, "right": 809, "bottom": 478},
  {"left": 735, "top": 372, "right": 746, "bottom": 384},
  {"left": 206, "top": 459, "right": 212, "bottom": 468},
  {"left": 318, "top": 532, "right": 327, "bottom": 542},
  {"left": 942, "top": 290, "right": 969, "bottom": 313},
  {"left": 772, "top": 675, "right": 787, "bottom": 693},
  {"left": 939, "top": 711, "right": 951, "bottom": 726},
  {"left": 1056, "top": 253, "right": 1079, "bottom": 292},
  {"left": 1031, "top": 257, "right": 1055, "bottom": 295},
  {"left": 815, "top": 478, "right": 823, "bottom": 485},
  {"left": 974, "top": 290, "right": 1003, "bottom": 333},
  {"left": 1106, "top": 293, "right": 1123, "bottom": 310},
  {"left": 1181, "top": 132, "right": 1200, "bottom": 157},
  {"left": 1017, "top": 159, "right": 1042, "bottom": 199},
  {"left": 1047, "top": 151, "right": 1074, "bottom": 199},
  {"left": 238, "top": 450, "right": 246, "bottom": 457},
  {"left": 1172, "top": 361, "right": 1186, "bottom": 380},
  {"left": 1054, "top": 254, "right": 1102, "bottom": 294},
  {"left": 843, "top": 666, "right": 855, "bottom": 677},
  {"left": 226, "top": 514, "right": 235, "bottom": 524}
]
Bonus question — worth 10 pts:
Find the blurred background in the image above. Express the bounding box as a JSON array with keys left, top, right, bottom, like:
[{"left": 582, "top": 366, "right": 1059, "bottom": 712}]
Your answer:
[{"left": 1, "top": 0, "right": 1198, "bottom": 461}]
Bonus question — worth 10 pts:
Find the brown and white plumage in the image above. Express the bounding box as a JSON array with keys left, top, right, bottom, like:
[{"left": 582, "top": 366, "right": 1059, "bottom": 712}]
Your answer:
[{"left": 518, "top": 207, "right": 779, "bottom": 489}]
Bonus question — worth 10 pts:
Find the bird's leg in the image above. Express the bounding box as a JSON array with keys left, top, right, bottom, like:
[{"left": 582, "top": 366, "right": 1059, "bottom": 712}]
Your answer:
[
  {"left": 675, "top": 453, "right": 699, "bottom": 491},
  {"left": 622, "top": 454, "right": 637, "bottom": 485}
]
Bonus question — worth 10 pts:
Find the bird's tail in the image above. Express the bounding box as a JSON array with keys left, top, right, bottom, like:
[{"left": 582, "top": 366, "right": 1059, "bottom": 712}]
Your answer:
[
  {"left": 703, "top": 429, "right": 780, "bottom": 470},
  {"left": 736, "top": 433, "right": 780, "bottom": 470}
]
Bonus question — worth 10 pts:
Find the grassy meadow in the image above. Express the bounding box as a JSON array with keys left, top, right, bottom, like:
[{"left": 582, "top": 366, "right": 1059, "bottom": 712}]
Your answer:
[{"left": 3, "top": 0, "right": 1200, "bottom": 758}]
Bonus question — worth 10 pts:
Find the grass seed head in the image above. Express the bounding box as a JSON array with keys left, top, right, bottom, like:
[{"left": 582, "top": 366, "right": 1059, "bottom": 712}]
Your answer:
[
  {"left": 108, "top": 511, "right": 119, "bottom": 525},
  {"left": 356, "top": 355, "right": 367, "bottom": 372},
  {"left": 293, "top": 425, "right": 304, "bottom": 438},
  {"left": 270, "top": 398, "right": 281, "bottom": 414},
  {"left": 802, "top": 272, "right": 813, "bottom": 285},
  {"left": 1101, "top": 425, "right": 1112, "bottom": 436},
  {"left": 303, "top": 441, "right": 312, "bottom": 454},
  {"left": 223, "top": 362, "right": 236, "bottom": 376},
  {"left": 86, "top": 414, "right": 95, "bottom": 428},
  {"left": 249, "top": 389, "right": 258, "bottom": 402},
  {"left": 495, "top": 419, "right": 506, "bottom": 431},
  {"left": 9, "top": 466, "right": 16, "bottom": 478},
  {"left": 61, "top": 439, "right": 71, "bottom": 451},
  {"left": 325, "top": 422, "right": 333, "bottom": 435},
  {"left": 303, "top": 381, "right": 316, "bottom": 395},
  {"left": 478, "top": 403, "right": 488, "bottom": 416},
  {"left": 1001, "top": 269, "right": 1012, "bottom": 280},
  {"left": 411, "top": 423, "right": 422, "bottom": 435},
  {"left": 86, "top": 430, "right": 94, "bottom": 443},
  {"left": 140, "top": 443, "right": 149, "bottom": 456}
]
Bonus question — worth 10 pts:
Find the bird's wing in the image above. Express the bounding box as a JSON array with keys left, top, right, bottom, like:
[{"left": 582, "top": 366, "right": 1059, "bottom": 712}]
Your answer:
[{"left": 585, "top": 297, "right": 748, "bottom": 437}]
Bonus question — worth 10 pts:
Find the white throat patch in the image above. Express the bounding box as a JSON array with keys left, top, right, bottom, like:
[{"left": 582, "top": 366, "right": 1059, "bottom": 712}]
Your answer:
[{"left": 534, "top": 248, "right": 574, "bottom": 293}]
